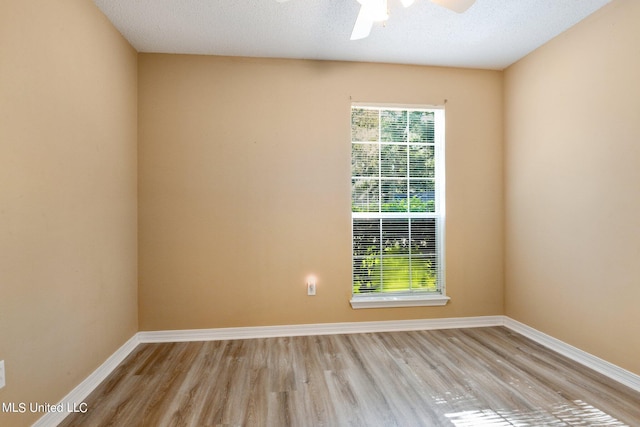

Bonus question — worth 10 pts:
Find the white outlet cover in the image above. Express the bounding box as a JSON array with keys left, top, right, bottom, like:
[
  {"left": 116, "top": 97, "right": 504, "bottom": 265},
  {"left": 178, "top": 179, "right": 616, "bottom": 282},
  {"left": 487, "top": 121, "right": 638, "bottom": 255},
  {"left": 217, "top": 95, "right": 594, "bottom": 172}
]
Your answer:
[{"left": 0, "top": 360, "right": 5, "bottom": 389}]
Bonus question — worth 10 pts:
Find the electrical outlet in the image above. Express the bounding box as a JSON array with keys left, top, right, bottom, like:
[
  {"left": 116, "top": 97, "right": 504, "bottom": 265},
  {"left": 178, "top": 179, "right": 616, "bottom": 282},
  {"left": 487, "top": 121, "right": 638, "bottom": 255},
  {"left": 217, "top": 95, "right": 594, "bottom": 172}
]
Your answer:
[
  {"left": 0, "top": 360, "right": 5, "bottom": 389},
  {"left": 307, "top": 281, "right": 316, "bottom": 296}
]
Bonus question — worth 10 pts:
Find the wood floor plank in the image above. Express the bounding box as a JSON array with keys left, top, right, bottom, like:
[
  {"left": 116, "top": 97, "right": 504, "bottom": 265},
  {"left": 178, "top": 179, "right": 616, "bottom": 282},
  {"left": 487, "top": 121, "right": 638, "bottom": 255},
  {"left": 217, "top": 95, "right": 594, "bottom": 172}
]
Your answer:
[{"left": 59, "top": 327, "right": 640, "bottom": 426}]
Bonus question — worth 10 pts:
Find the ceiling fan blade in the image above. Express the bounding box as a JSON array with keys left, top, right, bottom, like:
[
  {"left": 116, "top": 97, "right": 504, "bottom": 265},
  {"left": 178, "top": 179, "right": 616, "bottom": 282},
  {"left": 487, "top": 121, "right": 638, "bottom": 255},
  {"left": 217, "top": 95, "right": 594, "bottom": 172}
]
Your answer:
[
  {"left": 430, "top": 0, "right": 475, "bottom": 13},
  {"left": 350, "top": 4, "right": 375, "bottom": 40}
]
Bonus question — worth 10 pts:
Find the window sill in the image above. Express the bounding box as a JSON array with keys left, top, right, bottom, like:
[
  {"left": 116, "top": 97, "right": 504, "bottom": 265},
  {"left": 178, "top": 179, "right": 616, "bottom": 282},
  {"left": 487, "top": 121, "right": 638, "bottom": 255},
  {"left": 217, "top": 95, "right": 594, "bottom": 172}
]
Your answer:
[{"left": 350, "top": 294, "right": 450, "bottom": 309}]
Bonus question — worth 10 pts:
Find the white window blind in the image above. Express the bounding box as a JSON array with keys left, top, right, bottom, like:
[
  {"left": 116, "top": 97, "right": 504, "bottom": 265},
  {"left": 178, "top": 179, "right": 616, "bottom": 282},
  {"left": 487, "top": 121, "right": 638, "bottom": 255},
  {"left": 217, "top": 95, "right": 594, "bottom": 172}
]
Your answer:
[{"left": 351, "top": 105, "right": 445, "bottom": 302}]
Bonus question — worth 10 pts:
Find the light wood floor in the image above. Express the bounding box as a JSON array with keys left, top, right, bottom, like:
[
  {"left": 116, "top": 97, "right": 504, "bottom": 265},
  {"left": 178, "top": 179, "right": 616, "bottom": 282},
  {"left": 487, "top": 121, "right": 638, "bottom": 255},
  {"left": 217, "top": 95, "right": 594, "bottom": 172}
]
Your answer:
[{"left": 60, "top": 327, "right": 640, "bottom": 426}]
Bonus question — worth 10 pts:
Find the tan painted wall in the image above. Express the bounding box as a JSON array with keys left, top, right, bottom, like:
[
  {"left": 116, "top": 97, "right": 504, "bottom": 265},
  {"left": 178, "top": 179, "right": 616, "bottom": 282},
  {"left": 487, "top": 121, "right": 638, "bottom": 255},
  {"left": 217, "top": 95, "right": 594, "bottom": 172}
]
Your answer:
[
  {"left": 504, "top": 0, "right": 640, "bottom": 375},
  {"left": 138, "top": 54, "right": 504, "bottom": 330},
  {"left": 0, "top": 0, "right": 138, "bottom": 425}
]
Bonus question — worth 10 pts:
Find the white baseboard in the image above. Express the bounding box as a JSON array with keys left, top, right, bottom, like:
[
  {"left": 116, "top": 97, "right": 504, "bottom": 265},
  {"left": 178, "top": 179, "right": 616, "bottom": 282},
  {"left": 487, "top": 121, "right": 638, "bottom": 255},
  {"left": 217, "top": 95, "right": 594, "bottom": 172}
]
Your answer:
[
  {"left": 33, "top": 315, "right": 640, "bottom": 426},
  {"left": 32, "top": 335, "right": 140, "bottom": 427},
  {"left": 137, "top": 315, "right": 505, "bottom": 343},
  {"left": 503, "top": 317, "right": 640, "bottom": 393}
]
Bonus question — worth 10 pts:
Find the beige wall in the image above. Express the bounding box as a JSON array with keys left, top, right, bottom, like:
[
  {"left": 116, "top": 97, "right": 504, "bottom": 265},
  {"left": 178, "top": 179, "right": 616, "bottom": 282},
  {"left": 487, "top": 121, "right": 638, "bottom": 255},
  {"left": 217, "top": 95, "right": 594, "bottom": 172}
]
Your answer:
[
  {"left": 504, "top": 0, "right": 640, "bottom": 375},
  {"left": 138, "top": 55, "right": 504, "bottom": 330},
  {"left": 0, "top": 0, "right": 138, "bottom": 425}
]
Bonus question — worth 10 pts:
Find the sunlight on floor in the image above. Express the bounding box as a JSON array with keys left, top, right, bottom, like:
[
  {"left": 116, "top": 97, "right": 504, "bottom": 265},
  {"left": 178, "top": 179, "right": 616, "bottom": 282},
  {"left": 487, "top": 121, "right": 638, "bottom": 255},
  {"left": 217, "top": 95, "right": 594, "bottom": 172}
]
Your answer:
[{"left": 445, "top": 400, "right": 626, "bottom": 426}]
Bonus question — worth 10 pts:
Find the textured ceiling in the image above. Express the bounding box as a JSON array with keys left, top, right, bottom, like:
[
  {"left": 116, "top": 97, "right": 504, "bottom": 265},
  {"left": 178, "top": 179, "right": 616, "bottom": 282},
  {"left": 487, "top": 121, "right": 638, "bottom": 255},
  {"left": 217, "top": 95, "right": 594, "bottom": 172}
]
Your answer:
[{"left": 93, "top": 0, "right": 612, "bottom": 70}]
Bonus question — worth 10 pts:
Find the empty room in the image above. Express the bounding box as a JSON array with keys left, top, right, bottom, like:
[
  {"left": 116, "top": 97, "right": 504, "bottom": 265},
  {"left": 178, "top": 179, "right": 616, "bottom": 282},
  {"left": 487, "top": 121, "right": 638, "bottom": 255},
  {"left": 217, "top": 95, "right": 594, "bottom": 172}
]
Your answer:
[{"left": 1, "top": 0, "right": 639, "bottom": 425}]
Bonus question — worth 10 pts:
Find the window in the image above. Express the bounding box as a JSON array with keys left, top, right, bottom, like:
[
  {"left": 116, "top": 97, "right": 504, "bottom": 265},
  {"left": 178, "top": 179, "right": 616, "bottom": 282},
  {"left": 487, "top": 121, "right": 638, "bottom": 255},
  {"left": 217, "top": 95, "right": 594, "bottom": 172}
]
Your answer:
[{"left": 350, "top": 104, "right": 449, "bottom": 308}]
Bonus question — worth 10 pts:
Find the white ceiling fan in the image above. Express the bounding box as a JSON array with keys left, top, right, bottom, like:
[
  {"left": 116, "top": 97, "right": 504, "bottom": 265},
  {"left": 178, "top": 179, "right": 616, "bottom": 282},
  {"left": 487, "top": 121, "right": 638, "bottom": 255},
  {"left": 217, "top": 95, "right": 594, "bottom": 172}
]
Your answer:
[{"left": 276, "top": 0, "right": 476, "bottom": 41}]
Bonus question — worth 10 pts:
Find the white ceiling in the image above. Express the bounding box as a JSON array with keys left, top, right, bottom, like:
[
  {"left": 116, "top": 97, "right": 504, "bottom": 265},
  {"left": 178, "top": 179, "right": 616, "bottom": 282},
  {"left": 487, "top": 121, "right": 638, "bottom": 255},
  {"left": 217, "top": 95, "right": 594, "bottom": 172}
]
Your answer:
[{"left": 93, "top": 0, "right": 612, "bottom": 70}]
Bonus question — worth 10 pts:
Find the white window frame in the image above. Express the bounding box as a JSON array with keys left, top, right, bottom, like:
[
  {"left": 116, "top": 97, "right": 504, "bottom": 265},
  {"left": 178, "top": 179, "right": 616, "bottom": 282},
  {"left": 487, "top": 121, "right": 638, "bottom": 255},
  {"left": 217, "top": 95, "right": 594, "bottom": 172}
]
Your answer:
[{"left": 350, "top": 103, "right": 449, "bottom": 309}]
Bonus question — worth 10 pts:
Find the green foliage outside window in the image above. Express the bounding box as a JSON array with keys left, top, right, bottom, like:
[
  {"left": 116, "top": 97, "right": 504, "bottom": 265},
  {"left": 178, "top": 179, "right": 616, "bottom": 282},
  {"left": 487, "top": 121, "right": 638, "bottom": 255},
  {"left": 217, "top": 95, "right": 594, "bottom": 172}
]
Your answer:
[
  {"left": 352, "top": 196, "right": 435, "bottom": 213},
  {"left": 352, "top": 244, "right": 437, "bottom": 294}
]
